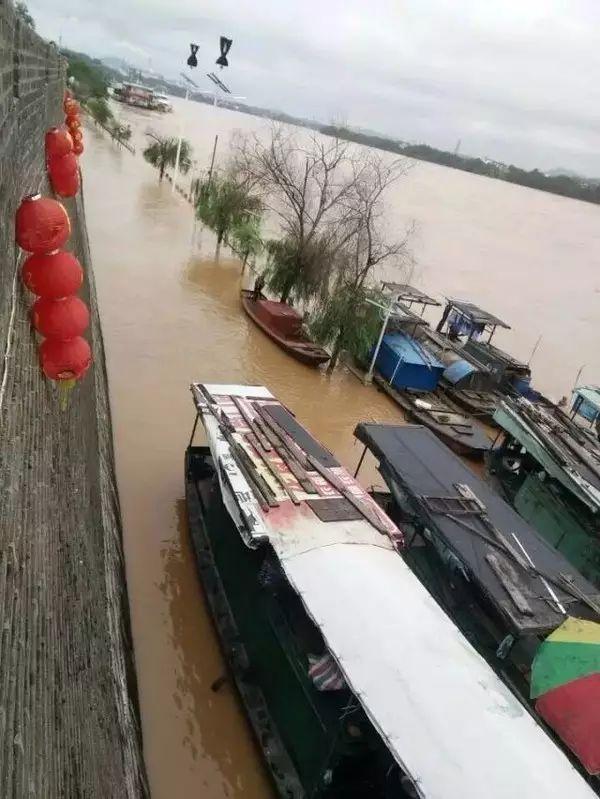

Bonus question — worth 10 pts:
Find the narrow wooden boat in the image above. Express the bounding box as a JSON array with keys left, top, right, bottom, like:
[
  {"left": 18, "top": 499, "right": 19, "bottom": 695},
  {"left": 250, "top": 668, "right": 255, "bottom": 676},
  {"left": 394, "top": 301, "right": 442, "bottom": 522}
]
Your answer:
[
  {"left": 441, "top": 386, "right": 501, "bottom": 423},
  {"left": 241, "top": 289, "right": 330, "bottom": 366},
  {"left": 185, "top": 383, "right": 597, "bottom": 799},
  {"left": 373, "top": 374, "right": 492, "bottom": 458}
]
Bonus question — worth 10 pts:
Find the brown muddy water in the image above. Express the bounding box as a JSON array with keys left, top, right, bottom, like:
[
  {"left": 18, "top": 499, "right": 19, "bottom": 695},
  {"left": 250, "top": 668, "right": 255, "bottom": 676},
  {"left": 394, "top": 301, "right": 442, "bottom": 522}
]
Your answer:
[{"left": 82, "top": 98, "right": 599, "bottom": 798}]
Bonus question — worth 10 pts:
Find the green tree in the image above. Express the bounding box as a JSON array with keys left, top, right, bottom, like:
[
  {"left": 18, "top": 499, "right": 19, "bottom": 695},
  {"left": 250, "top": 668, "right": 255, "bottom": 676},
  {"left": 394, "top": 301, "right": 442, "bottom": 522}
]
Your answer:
[
  {"left": 263, "top": 234, "right": 334, "bottom": 305},
  {"left": 143, "top": 135, "right": 192, "bottom": 182},
  {"left": 230, "top": 217, "right": 263, "bottom": 272},
  {"left": 195, "top": 173, "right": 263, "bottom": 259},
  {"left": 232, "top": 126, "right": 359, "bottom": 302},
  {"left": 86, "top": 97, "right": 113, "bottom": 127},
  {"left": 15, "top": 1, "right": 35, "bottom": 28},
  {"left": 66, "top": 55, "right": 108, "bottom": 99},
  {"left": 311, "top": 283, "right": 386, "bottom": 374}
]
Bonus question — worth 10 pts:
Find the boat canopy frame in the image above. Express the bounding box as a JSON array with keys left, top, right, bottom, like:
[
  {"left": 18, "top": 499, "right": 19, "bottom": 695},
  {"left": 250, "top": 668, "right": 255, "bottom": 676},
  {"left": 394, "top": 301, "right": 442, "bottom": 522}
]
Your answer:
[{"left": 436, "top": 298, "right": 510, "bottom": 344}]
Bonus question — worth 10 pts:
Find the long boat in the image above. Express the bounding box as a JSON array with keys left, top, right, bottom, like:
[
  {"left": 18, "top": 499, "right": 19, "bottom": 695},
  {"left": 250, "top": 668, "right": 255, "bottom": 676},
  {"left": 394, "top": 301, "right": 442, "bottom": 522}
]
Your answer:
[
  {"left": 185, "top": 382, "right": 597, "bottom": 799},
  {"left": 241, "top": 289, "right": 330, "bottom": 366},
  {"left": 373, "top": 373, "right": 492, "bottom": 458},
  {"left": 353, "top": 421, "right": 600, "bottom": 784},
  {"left": 489, "top": 397, "right": 600, "bottom": 586}
]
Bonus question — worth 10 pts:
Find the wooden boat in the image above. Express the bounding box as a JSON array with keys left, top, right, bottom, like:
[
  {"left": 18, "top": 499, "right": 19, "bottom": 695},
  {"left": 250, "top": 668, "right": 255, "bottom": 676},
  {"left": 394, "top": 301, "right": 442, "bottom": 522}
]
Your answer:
[
  {"left": 353, "top": 421, "right": 600, "bottom": 786},
  {"left": 185, "top": 383, "right": 597, "bottom": 799},
  {"left": 373, "top": 374, "right": 492, "bottom": 458},
  {"left": 490, "top": 397, "right": 600, "bottom": 587},
  {"left": 241, "top": 289, "right": 330, "bottom": 366}
]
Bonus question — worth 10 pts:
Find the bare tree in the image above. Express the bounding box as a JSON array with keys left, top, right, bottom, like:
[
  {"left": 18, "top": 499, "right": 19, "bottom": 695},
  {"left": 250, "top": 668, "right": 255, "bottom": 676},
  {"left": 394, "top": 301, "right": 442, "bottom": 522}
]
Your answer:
[
  {"left": 232, "top": 125, "right": 366, "bottom": 302},
  {"left": 311, "top": 152, "right": 415, "bottom": 372}
]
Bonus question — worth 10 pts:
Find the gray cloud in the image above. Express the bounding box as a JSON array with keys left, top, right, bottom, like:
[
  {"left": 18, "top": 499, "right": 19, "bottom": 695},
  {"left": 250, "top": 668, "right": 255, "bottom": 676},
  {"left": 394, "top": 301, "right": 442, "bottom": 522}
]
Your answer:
[{"left": 28, "top": 0, "right": 600, "bottom": 174}]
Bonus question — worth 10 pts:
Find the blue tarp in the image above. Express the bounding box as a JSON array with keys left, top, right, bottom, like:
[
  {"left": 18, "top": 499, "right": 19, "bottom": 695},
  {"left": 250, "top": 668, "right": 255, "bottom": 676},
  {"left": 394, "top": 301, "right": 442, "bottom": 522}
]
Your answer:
[
  {"left": 442, "top": 359, "right": 479, "bottom": 386},
  {"left": 375, "top": 333, "right": 444, "bottom": 392}
]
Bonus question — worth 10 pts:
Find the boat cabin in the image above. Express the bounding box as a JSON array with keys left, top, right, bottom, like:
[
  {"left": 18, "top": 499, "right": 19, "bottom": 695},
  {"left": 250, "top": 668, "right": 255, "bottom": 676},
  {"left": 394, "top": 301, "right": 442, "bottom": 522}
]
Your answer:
[
  {"left": 379, "top": 284, "right": 496, "bottom": 395},
  {"left": 119, "top": 82, "right": 155, "bottom": 108},
  {"left": 572, "top": 386, "right": 600, "bottom": 428},
  {"left": 253, "top": 298, "right": 304, "bottom": 338},
  {"left": 436, "top": 298, "right": 531, "bottom": 392},
  {"left": 491, "top": 398, "right": 600, "bottom": 586},
  {"left": 353, "top": 421, "right": 600, "bottom": 778},
  {"left": 185, "top": 383, "right": 598, "bottom": 798}
]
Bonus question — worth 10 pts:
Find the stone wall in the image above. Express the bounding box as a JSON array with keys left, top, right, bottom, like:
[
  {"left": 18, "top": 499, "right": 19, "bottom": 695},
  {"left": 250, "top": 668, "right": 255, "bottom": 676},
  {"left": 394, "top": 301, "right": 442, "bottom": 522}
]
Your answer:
[{"left": 0, "top": 2, "right": 148, "bottom": 796}]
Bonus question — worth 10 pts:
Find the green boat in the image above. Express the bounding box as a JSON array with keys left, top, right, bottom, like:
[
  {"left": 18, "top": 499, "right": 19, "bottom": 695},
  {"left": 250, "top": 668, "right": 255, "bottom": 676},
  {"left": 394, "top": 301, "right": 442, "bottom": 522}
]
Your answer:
[
  {"left": 489, "top": 397, "right": 600, "bottom": 586},
  {"left": 185, "top": 382, "right": 597, "bottom": 799}
]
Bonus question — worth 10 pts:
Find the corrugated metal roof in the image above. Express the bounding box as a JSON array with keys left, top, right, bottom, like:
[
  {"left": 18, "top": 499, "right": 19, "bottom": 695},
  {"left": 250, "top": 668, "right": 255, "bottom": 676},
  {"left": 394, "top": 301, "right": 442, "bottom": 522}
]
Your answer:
[{"left": 445, "top": 299, "right": 511, "bottom": 329}]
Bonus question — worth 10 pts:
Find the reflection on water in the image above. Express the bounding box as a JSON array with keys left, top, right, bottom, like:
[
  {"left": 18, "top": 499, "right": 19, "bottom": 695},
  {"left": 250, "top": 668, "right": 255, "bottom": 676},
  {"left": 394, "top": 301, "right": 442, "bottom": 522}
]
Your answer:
[{"left": 82, "top": 100, "right": 599, "bottom": 799}]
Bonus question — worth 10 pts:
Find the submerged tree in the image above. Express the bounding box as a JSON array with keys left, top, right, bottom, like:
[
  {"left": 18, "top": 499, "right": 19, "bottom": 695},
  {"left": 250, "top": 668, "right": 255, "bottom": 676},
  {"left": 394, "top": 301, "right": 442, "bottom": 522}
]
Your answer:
[
  {"left": 86, "top": 97, "right": 113, "bottom": 127},
  {"left": 195, "top": 172, "right": 263, "bottom": 259},
  {"left": 143, "top": 134, "right": 192, "bottom": 182},
  {"left": 310, "top": 153, "right": 414, "bottom": 372},
  {"left": 230, "top": 217, "right": 263, "bottom": 272},
  {"left": 232, "top": 126, "right": 363, "bottom": 302}
]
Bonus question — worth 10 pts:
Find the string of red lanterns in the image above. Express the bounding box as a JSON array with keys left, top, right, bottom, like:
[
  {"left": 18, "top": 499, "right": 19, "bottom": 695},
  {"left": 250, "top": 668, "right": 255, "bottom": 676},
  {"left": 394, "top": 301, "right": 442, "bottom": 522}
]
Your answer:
[{"left": 15, "top": 89, "right": 93, "bottom": 399}]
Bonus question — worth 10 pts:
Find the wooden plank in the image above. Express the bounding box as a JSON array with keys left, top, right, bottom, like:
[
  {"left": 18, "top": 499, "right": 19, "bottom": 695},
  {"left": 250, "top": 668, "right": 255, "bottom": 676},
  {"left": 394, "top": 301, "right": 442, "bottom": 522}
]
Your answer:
[
  {"left": 486, "top": 553, "right": 534, "bottom": 616},
  {"left": 253, "top": 404, "right": 318, "bottom": 493},
  {"left": 246, "top": 433, "right": 301, "bottom": 505},
  {"left": 231, "top": 395, "right": 272, "bottom": 451},
  {"left": 305, "top": 455, "right": 389, "bottom": 535},
  {"left": 253, "top": 403, "right": 312, "bottom": 468}
]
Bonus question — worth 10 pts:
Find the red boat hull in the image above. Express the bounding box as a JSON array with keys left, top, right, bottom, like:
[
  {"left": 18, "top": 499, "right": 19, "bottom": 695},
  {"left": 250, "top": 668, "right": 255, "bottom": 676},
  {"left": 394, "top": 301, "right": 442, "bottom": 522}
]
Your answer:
[{"left": 241, "top": 291, "right": 330, "bottom": 367}]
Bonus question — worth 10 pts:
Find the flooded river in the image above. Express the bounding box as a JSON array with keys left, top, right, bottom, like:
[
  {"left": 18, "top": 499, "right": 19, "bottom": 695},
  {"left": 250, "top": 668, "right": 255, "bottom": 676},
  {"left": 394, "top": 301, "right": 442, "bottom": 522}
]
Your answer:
[{"left": 82, "top": 98, "right": 599, "bottom": 798}]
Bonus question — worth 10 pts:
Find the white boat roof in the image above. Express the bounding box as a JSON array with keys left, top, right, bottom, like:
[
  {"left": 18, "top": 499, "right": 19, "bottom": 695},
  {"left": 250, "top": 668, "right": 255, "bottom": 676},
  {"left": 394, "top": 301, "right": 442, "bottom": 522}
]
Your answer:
[{"left": 193, "top": 383, "right": 595, "bottom": 799}]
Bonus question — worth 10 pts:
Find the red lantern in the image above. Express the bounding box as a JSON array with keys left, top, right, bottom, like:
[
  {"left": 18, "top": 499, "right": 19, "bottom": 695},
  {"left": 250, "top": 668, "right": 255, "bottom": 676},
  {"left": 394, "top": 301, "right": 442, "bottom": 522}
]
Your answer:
[
  {"left": 73, "top": 141, "right": 84, "bottom": 156},
  {"left": 32, "top": 296, "right": 89, "bottom": 339},
  {"left": 22, "top": 250, "right": 83, "bottom": 298},
  {"left": 49, "top": 151, "right": 78, "bottom": 176},
  {"left": 40, "top": 336, "right": 92, "bottom": 381},
  {"left": 45, "top": 127, "right": 73, "bottom": 160},
  {"left": 50, "top": 169, "right": 79, "bottom": 198},
  {"left": 15, "top": 195, "right": 70, "bottom": 253},
  {"left": 70, "top": 128, "right": 83, "bottom": 143},
  {"left": 64, "top": 99, "right": 80, "bottom": 117},
  {"left": 48, "top": 153, "right": 79, "bottom": 197}
]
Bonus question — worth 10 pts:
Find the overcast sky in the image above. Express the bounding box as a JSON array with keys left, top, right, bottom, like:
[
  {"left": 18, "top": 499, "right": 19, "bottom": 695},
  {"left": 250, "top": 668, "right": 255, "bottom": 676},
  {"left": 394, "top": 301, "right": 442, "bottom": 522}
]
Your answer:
[{"left": 28, "top": 0, "right": 599, "bottom": 174}]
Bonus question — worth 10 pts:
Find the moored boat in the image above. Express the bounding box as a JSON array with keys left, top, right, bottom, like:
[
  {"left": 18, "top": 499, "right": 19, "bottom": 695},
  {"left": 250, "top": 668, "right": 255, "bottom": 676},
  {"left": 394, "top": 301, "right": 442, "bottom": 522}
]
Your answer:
[
  {"left": 373, "top": 374, "right": 492, "bottom": 457},
  {"left": 241, "top": 289, "right": 330, "bottom": 366},
  {"left": 185, "top": 382, "right": 597, "bottom": 799},
  {"left": 353, "top": 421, "right": 600, "bottom": 783},
  {"left": 489, "top": 397, "right": 600, "bottom": 586}
]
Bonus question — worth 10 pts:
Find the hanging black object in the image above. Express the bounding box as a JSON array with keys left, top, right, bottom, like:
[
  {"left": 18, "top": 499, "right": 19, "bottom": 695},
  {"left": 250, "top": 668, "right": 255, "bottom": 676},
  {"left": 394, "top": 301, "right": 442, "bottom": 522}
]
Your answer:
[
  {"left": 187, "top": 43, "right": 199, "bottom": 68},
  {"left": 216, "top": 36, "right": 232, "bottom": 68}
]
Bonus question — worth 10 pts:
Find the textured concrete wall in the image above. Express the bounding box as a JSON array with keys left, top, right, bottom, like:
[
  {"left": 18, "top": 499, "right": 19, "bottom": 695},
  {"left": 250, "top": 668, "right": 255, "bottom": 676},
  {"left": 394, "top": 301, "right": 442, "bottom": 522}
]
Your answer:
[{"left": 0, "top": 2, "right": 148, "bottom": 796}]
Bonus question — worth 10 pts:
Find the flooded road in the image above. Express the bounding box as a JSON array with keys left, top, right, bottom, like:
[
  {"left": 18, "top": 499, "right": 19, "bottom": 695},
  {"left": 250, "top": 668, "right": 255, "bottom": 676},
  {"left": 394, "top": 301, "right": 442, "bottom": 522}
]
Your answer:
[{"left": 82, "top": 100, "right": 599, "bottom": 797}]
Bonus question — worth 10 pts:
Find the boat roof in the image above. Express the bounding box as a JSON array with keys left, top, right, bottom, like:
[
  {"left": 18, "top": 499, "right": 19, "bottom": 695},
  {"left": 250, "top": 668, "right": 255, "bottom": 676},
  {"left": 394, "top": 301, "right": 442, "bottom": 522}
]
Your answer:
[
  {"left": 494, "top": 398, "right": 600, "bottom": 513},
  {"left": 444, "top": 298, "right": 511, "bottom": 329},
  {"left": 382, "top": 333, "right": 444, "bottom": 370},
  {"left": 354, "top": 422, "right": 600, "bottom": 636},
  {"left": 574, "top": 386, "right": 600, "bottom": 412},
  {"left": 382, "top": 282, "right": 441, "bottom": 307},
  {"left": 191, "top": 382, "right": 596, "bottom": 799}
]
